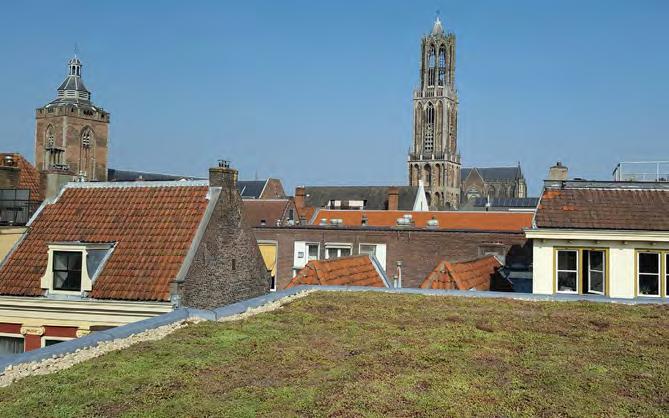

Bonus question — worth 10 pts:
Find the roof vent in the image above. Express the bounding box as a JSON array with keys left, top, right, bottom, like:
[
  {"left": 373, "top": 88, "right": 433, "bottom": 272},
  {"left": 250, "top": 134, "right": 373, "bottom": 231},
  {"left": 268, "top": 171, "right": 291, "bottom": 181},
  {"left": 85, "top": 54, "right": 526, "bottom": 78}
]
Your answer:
[
  {"left": 396, "top": 217, "right": 411, "bottom": 226},
  {"left": 217, "top": 159, "right": 230, "bottom": 168},
  {"left": 329, "top": 218, "right": 343, "bottom": 226},
  {"left": 2, "top": 155, "right": 15, "bottom": 167},
  {"left": 426, "top": 218, "right": 439, "bottom": 229},
  {"left": 361, "top": 214, "right": 368, "bottom": 226},
  {"left": 320, "top": 218, "right": 328, "bottom": 225}
]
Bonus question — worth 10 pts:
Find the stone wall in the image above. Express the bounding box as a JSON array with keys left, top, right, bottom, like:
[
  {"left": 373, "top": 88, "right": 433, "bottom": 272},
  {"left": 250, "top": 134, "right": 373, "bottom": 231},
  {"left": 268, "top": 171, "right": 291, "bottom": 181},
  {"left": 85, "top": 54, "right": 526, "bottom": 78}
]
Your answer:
[
  {"left": 180, "top": 168, "right": 270, "bottom": 309},
  {"left": 253, "top": 226, "right": 531, "bottom": 289}
]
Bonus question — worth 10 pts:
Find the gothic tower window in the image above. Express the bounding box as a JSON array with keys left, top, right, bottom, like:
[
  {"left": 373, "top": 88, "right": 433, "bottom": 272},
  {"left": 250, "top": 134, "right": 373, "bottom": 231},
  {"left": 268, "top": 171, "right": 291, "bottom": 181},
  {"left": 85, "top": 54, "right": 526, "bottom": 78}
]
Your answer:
[
  {"left": 44, "top": 124, "right": 64, "bottom": 169},
  {"left": 79, "top": 127, "right": 94, "bottom": 179},
  {"left": 424, "top": 165, "right": 432, "bottom": 187},
  {"left": 438, "top": 47, "right": 446, "bottom": 86},
  {"left": 424, "top": 103, "right": 435, "bottom": 154},
  {"left": 427, "top": 46, "right": 436, "bottom": 87}
]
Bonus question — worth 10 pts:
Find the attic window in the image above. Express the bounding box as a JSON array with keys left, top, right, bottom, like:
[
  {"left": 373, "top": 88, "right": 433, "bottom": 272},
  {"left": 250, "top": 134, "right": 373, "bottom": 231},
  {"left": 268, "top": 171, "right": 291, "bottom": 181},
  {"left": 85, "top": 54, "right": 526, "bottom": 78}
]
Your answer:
[
  {"left": 41, "top": 243, "right": 115, "bottom": 295},
  {"left": 53, "top": 251, "right": 82, "bottom": 291}
]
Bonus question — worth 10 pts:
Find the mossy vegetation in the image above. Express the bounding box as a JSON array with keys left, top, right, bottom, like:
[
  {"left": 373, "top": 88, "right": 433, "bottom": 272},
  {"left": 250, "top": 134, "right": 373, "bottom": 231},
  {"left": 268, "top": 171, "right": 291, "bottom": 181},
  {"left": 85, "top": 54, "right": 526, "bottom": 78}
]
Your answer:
[{"left": 0, "top": 292, "right": 667, "bottom": 417}]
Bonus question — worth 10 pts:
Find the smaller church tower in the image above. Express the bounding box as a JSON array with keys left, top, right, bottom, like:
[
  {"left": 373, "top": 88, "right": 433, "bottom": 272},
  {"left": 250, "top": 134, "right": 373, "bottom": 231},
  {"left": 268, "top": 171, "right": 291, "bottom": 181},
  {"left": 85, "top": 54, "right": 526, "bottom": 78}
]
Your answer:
[
  {"left": 35, "top": 56, "right": 110, "bottom": 181},
  {"left": 408, "top": 16, "right": 460, "bottom": 210}
]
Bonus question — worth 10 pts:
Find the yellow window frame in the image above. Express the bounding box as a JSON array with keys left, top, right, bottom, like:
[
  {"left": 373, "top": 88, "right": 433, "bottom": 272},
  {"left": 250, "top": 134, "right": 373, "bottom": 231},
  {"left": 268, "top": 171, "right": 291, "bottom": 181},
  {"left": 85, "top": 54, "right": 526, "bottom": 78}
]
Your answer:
[
  {"left": 553, "top": 247, "right": 610, "bottom": 296},
  {"left": 634, "top": 249, "right": 668, "bottom": 298}
]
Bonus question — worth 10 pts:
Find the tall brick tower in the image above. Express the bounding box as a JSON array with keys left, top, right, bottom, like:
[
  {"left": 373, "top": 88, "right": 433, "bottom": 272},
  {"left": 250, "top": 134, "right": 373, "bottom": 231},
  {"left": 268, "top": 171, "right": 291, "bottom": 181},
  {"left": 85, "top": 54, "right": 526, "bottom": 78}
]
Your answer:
[
  {"left": 35, "top": 56, "right": 110, "bottom": 181},
  {"left": 408, "top": 16, "right": 460, "bottom": 210}
]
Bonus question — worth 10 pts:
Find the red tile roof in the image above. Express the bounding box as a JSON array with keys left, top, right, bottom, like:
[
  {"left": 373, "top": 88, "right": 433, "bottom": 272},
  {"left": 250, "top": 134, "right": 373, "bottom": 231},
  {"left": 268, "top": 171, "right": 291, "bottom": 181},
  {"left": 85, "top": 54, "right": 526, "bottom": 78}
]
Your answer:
[
  {"left": 311, "top": 210, "right": 532, "bottom": 232},
  {"left": 0, "top": 183, "right": 210, "bottom": 301},
  {"left": 287, "top": 255, "right": 388, "bottom": 288},
  {"left": 535, "top": 187, "right": 669, "bottom": 231},
  {"left": 420, "top": 256, "right": 502, "bottom": 291},
  {"left": 243, "top": 199, "right": 294, "bottom": 227},
  {"left": 1, "top": 153, "right": 43, "bottom": 201}
]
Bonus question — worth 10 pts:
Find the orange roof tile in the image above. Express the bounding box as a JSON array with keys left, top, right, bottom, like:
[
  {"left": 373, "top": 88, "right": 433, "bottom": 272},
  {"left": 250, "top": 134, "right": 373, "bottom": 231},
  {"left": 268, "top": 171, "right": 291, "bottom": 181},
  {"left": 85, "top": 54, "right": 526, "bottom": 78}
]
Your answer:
[
  {"left": 0, "top": 183, "right": 210, "bottom": 301},
  {"left": 1, "top": 153, "right": 43, "bottom": 201},
  {"left": 420, "top": 256, "right": 502, "bottom": 291},
  {"left": 287, "top": 255, "right": 388, "bottom": 288},
  {"left": 311, "top": 210, "right": 532, "bottom": 232}
]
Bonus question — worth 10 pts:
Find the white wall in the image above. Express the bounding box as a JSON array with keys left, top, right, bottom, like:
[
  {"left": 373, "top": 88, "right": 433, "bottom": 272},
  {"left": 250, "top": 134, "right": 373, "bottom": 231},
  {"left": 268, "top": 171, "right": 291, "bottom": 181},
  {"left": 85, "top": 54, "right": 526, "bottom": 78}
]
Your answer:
[{"left": 532, "top": 236, "right": 669, "bottom": 299}]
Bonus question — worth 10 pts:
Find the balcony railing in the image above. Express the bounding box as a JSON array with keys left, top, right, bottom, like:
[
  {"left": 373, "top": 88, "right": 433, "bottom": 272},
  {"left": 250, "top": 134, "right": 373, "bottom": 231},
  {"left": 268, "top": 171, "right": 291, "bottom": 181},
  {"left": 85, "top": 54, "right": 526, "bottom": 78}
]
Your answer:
[{"left": 0, "top": 189, "right": 40, "bottom": 226}]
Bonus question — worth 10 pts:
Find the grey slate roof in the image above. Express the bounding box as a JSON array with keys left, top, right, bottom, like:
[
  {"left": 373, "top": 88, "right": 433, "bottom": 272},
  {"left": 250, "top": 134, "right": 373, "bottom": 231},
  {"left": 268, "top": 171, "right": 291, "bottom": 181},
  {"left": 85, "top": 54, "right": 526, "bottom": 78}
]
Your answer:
[
  {"left": 303, "top": 186, "right": 418, "bottom": 210},
  {"left": 473, "top": 197, "right": 539, "bottom": 208},
  {"left": 237, "top": 180, "right": 266, "bottom": 199},
  {"left": 107, "top": 169, "right": 202, "bottom": 182},
  {"left": 57, "top": 75, "right": 89, "bottom": 94},
  {"left": 461, "top": 166, "right": 522, "bottom": 182}
]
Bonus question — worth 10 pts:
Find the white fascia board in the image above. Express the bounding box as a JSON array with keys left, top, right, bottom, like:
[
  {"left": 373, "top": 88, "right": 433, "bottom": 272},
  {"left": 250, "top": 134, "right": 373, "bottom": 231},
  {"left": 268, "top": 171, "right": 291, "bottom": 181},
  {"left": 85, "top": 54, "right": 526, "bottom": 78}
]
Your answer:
[{"left": 525, "top": 228, "right": 669, "bottom": 242}]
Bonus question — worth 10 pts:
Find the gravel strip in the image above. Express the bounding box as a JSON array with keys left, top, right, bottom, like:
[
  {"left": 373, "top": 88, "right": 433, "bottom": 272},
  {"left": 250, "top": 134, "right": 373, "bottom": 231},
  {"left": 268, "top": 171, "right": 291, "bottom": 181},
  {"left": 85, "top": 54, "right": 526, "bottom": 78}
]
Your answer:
[{"left": 0, "top": 289, "right": 315, "bottom": 387}]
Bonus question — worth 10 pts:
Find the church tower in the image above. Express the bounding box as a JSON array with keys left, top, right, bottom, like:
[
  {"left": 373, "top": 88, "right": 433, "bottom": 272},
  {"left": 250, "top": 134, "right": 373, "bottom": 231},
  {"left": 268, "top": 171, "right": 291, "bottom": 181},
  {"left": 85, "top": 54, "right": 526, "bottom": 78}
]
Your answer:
[
  {"left": 408, "top": 17, "right": 460, "bottom": 210},
  {"left": 35, "top": 56, "right": 110, "bottom": 181}
]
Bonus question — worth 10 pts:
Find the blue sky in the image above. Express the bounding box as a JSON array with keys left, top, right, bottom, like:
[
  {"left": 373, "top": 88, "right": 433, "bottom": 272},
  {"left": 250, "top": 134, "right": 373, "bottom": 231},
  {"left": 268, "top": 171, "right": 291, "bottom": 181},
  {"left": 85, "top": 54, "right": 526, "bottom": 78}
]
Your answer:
[{"left": 1, "top": 1, "right": 667, "bottom": 195}]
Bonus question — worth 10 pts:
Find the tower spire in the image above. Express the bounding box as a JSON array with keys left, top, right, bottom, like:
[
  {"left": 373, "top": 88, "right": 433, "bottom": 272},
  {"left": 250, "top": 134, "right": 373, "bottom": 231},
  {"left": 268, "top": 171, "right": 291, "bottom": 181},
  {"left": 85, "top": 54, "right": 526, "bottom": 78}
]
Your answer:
[{"left": 432, "top": 11, "right": 444, "bottom": 35}]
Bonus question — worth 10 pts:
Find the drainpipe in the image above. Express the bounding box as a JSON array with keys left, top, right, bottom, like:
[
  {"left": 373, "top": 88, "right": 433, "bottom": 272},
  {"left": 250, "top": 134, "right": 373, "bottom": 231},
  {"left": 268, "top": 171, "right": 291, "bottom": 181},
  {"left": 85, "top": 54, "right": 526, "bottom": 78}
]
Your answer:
[{"left": 396, "top": 260, "right": 403, "bottom": 288}]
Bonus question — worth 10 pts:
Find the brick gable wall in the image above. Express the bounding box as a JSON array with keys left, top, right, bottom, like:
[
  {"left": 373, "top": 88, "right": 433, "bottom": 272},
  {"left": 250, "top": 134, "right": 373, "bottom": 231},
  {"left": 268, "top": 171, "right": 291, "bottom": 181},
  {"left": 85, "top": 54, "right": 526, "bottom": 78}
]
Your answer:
[{"left": 180, "top": 184, "right": 270, "bottom": 309}]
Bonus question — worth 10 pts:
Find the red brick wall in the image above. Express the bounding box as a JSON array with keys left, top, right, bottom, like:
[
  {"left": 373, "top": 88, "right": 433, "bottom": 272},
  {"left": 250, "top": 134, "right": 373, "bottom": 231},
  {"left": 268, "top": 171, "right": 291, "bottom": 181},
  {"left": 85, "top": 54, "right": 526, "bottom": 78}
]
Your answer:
[
  {"left": 44, "top": 326, "right": 78, "bottom": 338},
  {"left": 260, "top": 179, "right": 286, "bottom": 199},
  {"left": 253, "top": 226, "right": 531, "bottom": 289}
]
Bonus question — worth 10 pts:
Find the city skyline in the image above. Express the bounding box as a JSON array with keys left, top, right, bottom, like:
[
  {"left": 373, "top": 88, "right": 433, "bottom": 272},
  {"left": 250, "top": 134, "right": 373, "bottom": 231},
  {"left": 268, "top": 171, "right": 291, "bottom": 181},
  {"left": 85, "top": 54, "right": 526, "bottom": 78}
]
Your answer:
[{"left": 1, "top": 1, "right": 667, "bottom": 195}]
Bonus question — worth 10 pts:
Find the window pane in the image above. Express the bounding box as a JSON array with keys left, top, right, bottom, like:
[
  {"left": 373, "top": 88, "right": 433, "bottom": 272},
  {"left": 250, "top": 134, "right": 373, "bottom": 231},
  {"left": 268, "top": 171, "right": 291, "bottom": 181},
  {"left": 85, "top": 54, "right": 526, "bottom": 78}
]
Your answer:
[
  {"left": 360, "top": 245, "right": 376, "bottom": 256},
  {"left": 0, "top": 336, "right": 24, "bottom": 356},
  {"left": 557, "top": 251, "right": 577, "bottom": 271},
  {"left": 340, "top": 248, "right": 351, "bottom": 257},
  {"left": 639, "top": 253, "right": 659, "bottom": 274},
  {"left": 68, "top": 252, "right": 82, "bottom": 271},
  {"left": 589, "top": 271, "right": 604, "bottom": 293},
  {"left": 307, "top": 245, "right": 318, "bottom": 259},
  {"left": 639, "top": 274, "right": 659, "bottom": 296},
  {"left": 557, "top": 271, "right": 577, "bottom": 292},
  {"left": 53, "top": 253, "right": 68, "bottom": 270},
  {"left": 326, "top": 248, "right": 338, "bottom": 259},
  {"left": 589, "top": 251, "right": 604, "bottom": 271},
  {"left": 53, "top": 271, "right": 69, "bottom": 289},
  {"left": 44, "top": 339, "right": 64, "bottom": 347}
]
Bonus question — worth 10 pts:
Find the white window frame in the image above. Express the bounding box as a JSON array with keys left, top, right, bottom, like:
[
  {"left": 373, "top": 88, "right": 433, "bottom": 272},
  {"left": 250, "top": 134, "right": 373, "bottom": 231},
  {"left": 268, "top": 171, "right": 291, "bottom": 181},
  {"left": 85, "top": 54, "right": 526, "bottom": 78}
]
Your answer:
[
  {"left": 41, "top": 336, "right": 73, "bottom": 348},
  {"left": 359, "top": 243, "right": 387, "bottom": 271},
  {"left": 40, "top": 243, "right": 114, "bottom": 295},
  {"left": 0, "top": 332, "right": 25, "bottom": 355},
  {"left": 556, "top": 249, "right": 579, "bottom": 294},
  {"left": 637, "top": 251, "right": 661, "bottom": 297},
  {"left": 586, "top": 250, "right": 605, "bottom": 295},
  {"left": 324, "top": 243, "right": 352, "bottom": 260},
  {"left": 306, "top": 243, "right": 320, "bottom": 262}
]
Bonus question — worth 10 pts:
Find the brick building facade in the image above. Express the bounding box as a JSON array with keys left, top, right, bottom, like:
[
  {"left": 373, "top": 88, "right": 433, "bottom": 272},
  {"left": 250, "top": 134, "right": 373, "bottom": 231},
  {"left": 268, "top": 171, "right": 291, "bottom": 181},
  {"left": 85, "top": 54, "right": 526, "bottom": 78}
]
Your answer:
[{"left": 253, "top": 225, "right": 530, "bottom": 290}]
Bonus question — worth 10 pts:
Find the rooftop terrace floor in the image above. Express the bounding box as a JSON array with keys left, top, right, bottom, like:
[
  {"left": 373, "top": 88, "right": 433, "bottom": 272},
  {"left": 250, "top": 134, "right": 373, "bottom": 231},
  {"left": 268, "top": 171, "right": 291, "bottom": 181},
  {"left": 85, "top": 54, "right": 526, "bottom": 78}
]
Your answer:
[{"left": 0, "top": 292, "right": 667, "bottom": 417}]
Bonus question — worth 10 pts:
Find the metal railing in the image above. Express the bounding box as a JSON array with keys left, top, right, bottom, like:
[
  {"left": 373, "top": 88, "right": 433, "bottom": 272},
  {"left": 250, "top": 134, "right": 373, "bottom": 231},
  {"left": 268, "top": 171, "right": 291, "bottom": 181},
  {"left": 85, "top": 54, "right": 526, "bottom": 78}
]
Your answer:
[
  {"left": 613, "top": 161, "right": 669, "bottom": 182},
  {"left": 0, "top": 189, "right": 40, "bottom": 226}
]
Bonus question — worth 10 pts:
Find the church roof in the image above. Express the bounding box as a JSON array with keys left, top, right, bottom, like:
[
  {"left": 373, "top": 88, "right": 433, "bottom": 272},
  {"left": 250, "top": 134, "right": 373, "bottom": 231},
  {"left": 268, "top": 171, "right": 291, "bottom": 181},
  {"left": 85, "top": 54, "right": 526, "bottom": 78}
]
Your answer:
[
  {"left": 57, "top": 75, "right": 89, "bottom": 94},
  {"left": 461, "top": 166, "right": 523, "bottom": 182}
]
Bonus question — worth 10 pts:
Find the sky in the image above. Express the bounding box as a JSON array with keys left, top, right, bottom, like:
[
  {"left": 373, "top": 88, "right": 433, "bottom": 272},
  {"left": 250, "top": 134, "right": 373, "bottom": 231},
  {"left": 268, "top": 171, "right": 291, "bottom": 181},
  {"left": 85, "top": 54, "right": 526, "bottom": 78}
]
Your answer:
[{"left": 0, "top": 1, "right": 667, "bottom": 196}]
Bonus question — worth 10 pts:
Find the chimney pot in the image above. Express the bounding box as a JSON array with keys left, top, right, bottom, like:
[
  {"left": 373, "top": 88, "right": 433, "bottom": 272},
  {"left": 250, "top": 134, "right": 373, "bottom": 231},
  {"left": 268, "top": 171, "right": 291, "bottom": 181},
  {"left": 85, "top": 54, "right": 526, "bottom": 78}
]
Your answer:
[
  {"left": 209, "top": 161, "right": 238, "bottom": 189},
  {"left": 387, "top": 186, "right": 400, "bottom": 211}
]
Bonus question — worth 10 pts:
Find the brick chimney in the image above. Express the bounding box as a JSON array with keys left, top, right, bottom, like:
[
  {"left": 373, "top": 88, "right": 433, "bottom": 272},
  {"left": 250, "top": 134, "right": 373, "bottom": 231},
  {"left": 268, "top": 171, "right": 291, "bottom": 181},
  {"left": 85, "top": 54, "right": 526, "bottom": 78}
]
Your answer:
[
  {"left": 548, "top": 162, "right": 568, "bottom": 181},
  {"left": 294, "top": 186, "right": 305, "bottom": 209},
  {"left": 387, "top": 186, "right": 400, "bottom": 211},
  {"left": 0, "top": 154, "right": 20, "bottom": 189},
  {"left": 209, "top": 160, "right": 238, "bottom": 190}
]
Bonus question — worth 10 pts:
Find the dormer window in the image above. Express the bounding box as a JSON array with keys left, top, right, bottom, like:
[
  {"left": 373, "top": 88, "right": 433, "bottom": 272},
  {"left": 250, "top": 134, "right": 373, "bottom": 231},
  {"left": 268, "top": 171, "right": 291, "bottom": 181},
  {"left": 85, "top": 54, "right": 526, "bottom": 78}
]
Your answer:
[
  {"left": 53, "top": 251, "right": 82, "bottom": 291},
  {"left": 41, "top": 243, "right": 114, "bottom": 295}
]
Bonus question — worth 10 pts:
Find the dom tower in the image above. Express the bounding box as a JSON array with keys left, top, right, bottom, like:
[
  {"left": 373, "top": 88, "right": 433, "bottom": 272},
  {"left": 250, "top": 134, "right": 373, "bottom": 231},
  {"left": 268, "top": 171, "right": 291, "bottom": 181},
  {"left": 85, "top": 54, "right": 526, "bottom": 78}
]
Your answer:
[
  {"left": 35, "top": 56, "right": 110, "bottom": 181},
  {"left": 408, "top": 17, "right": 460, "bottom": 209}
]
